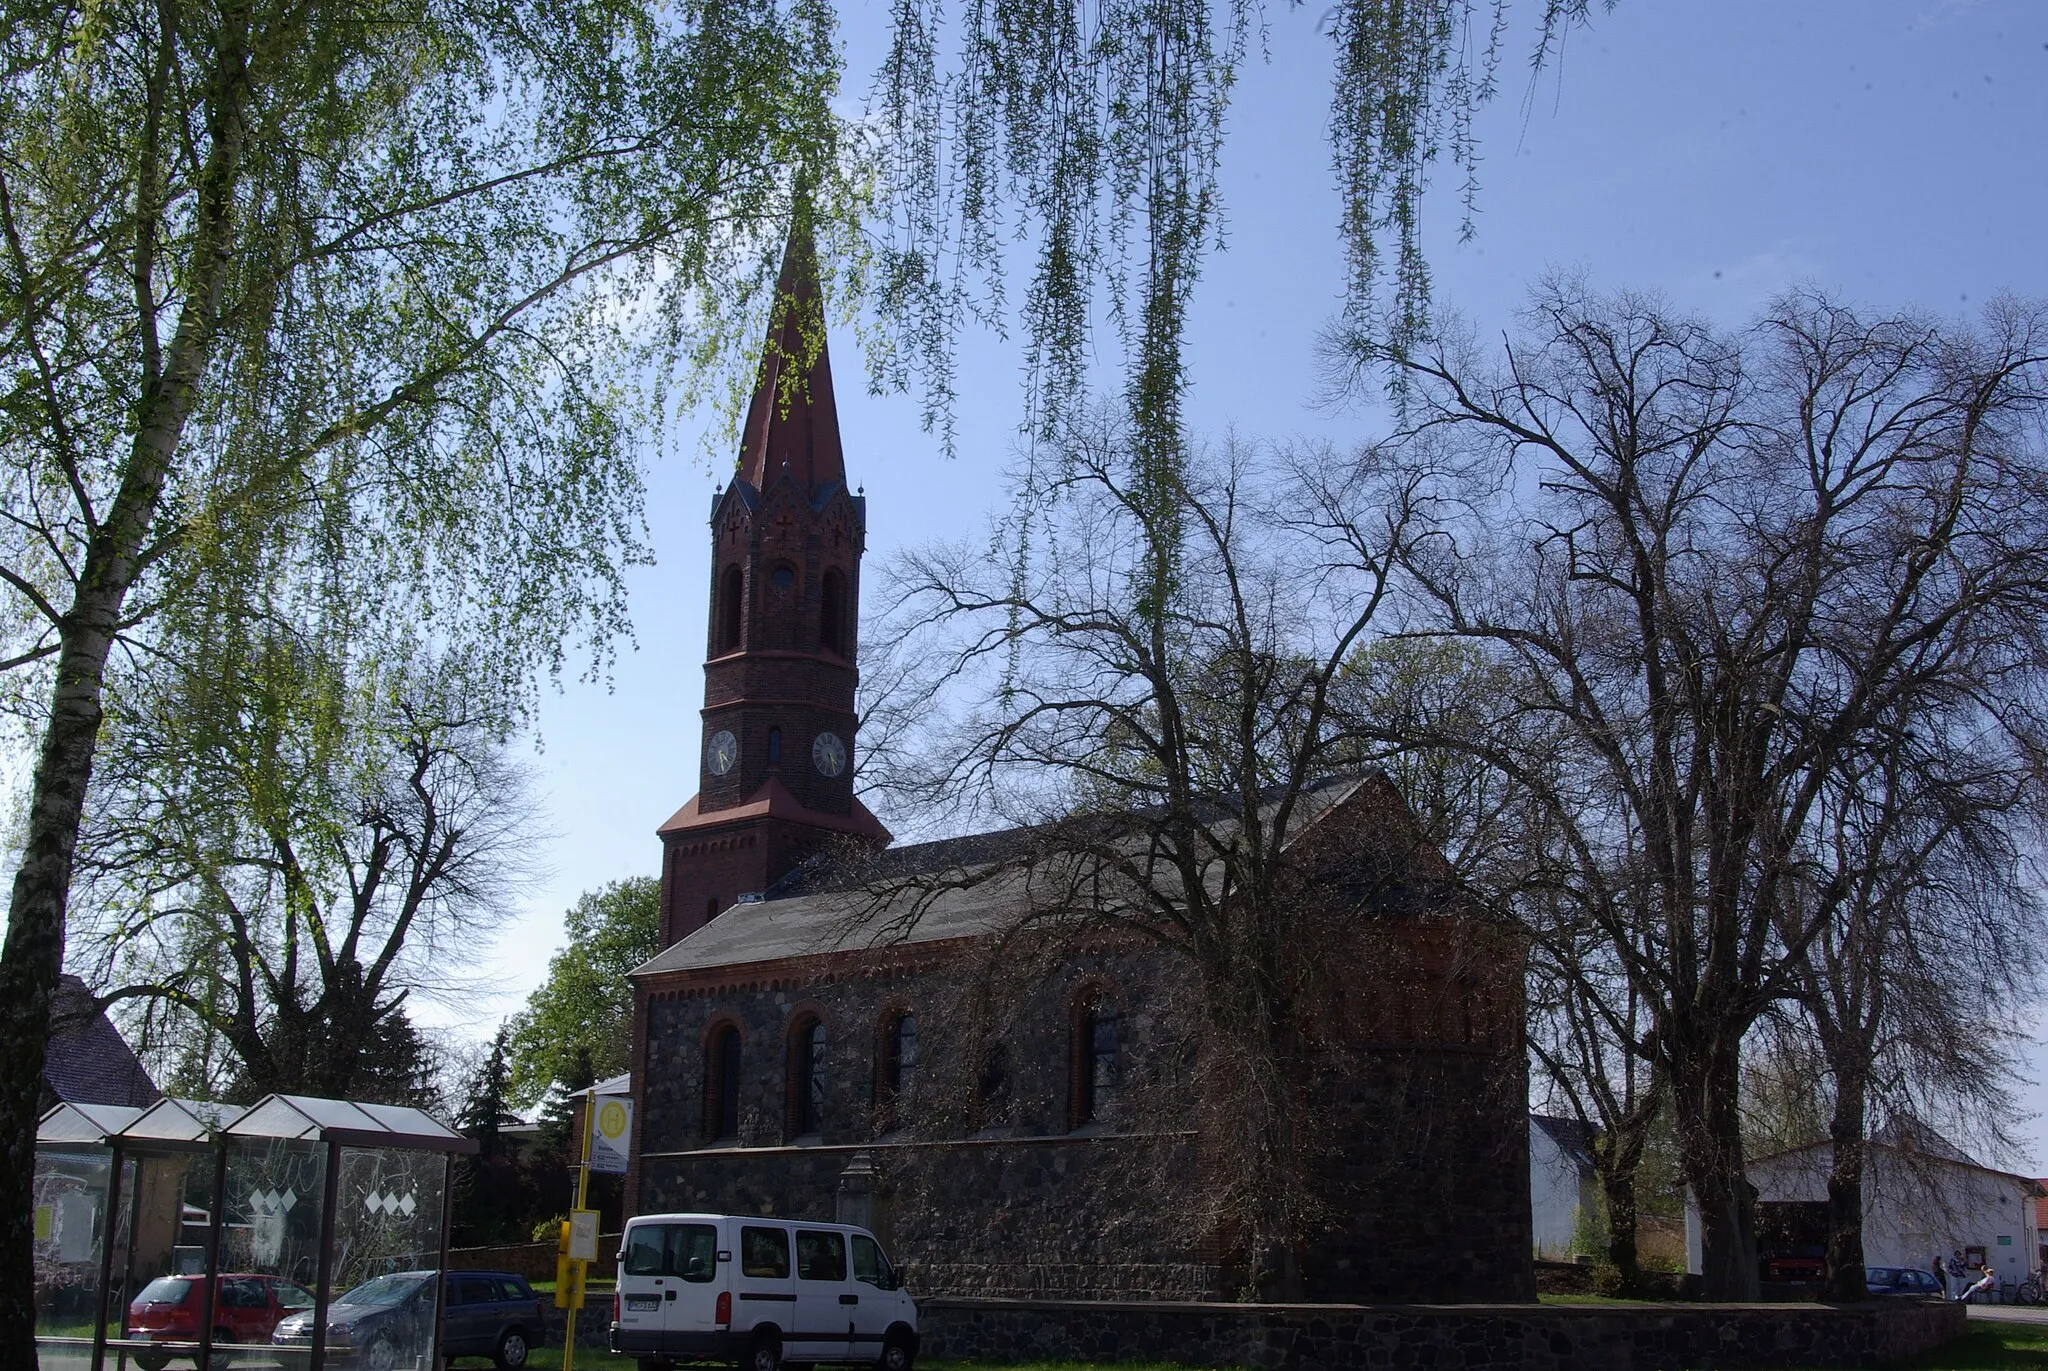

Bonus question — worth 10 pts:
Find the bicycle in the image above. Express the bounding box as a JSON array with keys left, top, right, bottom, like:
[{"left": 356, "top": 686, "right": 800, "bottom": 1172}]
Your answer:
[{"left": 2016, "top": 1271, "right": 2044, "bottom": 1306}]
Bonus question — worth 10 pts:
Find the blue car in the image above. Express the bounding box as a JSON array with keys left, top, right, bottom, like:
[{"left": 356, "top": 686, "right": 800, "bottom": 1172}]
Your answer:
[
  {"left": 272, "top": 1269, "right": 548, "bottom": 1369},
  {"left": 1864, "top": 1266, "right": 1944, "bottom": 1299}
]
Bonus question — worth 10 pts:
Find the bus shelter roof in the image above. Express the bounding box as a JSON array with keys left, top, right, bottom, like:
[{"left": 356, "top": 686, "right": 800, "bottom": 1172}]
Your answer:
[
  {"left": 38, "top": 1092, "right": 475, "bottom": 1154},
  {"left": 224, "top": 1094, "right": 476, "bottom": 1153},
  {"left": 36, "top": 1101, "right": 144, "bottom": 1147}
]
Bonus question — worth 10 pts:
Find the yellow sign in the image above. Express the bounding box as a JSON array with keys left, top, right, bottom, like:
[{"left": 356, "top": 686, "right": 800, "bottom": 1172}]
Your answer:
[
  {"left": 554, "top": 1255, "right": 586, "bottom": 1310},
  {"left": 588, "top": 1094, "right": 633, "bottom": 1175},
  {"left": 33, "top": 1206, "right": 51, "bottom": 1242}
]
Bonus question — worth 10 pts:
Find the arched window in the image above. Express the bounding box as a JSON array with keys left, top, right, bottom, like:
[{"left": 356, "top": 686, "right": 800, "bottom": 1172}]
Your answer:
[
  {"left": 767, "top": 727, "right": 781, "bottom": 763},
  {"left": 1071, "top": 999, "right": 1121, "bottom": 1128},
  {"left": 717, "top": 565, "right": 744, "bottom": 653},
  {"left": 705, "top": 1023, "right": 742, "bottom": 1143},
  {"left": 820, "top": 568, "right": 846, "bottom": 656},
  {"left": 787, "top": 1016, "right": 827, "bottom": 1139},
  {"left": 769, "top": 562, "right": 797, "bottom": 593},
  {"left": 874, "top": 1011, "right": 917, "bottom": 1132}
]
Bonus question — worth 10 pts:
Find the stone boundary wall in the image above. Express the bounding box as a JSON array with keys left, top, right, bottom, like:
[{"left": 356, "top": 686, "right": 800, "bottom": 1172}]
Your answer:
[
  {"left": 446, "top": 1233, "right": 622, "bottom": 1283},
  {"left": 917, "top": 1296, "right": 1965, "bottom": 1371}
]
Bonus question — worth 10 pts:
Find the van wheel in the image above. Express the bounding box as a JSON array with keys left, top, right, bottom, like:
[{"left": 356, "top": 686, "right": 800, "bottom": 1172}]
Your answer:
[
  {"left": 747, "top": 1332, "right": 782, "bottom": 1371},
  {"left": 135, "top": 1357, "right": 169, "bottom": 1371},
  {"left": 878, "top": 1329, "right": 916, "bottom": 1371}
]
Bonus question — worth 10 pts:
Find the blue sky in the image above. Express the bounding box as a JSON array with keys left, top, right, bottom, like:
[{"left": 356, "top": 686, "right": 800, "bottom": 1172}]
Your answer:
[{"left": 434, "top": 0, "right": 2048, "bottom": 1167}]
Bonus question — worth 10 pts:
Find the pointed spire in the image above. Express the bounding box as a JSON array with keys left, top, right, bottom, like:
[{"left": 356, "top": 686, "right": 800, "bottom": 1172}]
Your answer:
[{"left": 738, "top": 216, "right": 844, "bottom": 492}]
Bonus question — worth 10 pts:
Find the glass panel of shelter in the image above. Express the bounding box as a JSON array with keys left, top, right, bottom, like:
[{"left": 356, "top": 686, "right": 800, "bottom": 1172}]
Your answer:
[{"left": 32, "top": 1130, "right": 127, "bottom": 1354}]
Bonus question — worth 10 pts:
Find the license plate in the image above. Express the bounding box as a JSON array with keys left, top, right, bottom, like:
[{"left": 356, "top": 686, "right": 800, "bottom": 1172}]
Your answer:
[{"left": 626, "top": 1296, "right": 660, "bottom": 1312}]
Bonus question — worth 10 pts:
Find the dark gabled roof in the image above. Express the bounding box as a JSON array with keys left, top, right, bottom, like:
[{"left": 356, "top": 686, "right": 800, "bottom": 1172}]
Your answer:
[
  {"left": 1530, "top": 1113, "right": 1598, "bottom": 1178},
  {"left": 42, "top": 975, "right": 158, "bottom": 1110},
  {"left": 633, "top": 773, "right": 1481, "bottom": 980}
]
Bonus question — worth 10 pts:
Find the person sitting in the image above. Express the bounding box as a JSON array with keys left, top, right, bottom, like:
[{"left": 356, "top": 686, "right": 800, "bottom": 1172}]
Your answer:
[{"left": 1956, "top": 1264, "right": 1998, "bottom": 1304}]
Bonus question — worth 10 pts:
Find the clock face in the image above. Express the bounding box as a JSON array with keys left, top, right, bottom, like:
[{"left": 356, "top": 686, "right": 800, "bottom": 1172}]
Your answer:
[
  {"left": 811, "top": 731, "right": 847, "bottom": 777},
  {"left": 706, "top": 729, "right": 738, "bottom": 777}
]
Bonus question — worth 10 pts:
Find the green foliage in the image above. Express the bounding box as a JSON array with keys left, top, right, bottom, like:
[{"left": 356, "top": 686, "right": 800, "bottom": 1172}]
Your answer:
[
  {"left": 459, "top": 1027, "right": 521, "bottom": 1156},
  {"left": 452, "top": 1025, "right": 544, "bottom": 1245},
  {"left": 505, "top": 881, "right": 660, "bottom": 1107},
  {"left": 873, "top": 0, "right": 1610, "bottom": 478},
  {"left": 81, "top": 633, "right": 539, "bottom": 1102}
]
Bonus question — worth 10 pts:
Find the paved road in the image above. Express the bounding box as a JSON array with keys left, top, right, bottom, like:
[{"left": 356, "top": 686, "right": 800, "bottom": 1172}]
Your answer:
[{"left": 1969, "top": 1302, "right": 2048, "bottom": 1325}]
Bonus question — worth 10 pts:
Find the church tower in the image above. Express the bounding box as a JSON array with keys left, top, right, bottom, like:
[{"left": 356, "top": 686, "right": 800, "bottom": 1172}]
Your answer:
[{"left": 654, "top": 223, "right": 891, "bottom": 950}]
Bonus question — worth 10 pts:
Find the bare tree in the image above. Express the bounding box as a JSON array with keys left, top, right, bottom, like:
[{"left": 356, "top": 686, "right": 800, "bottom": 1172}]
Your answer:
[
  {"left": 75, "top": 636, "right": 539, "bottom": 1101},
  {"left": 1324, "top": 283, "right": 2048, "bottom": 1298},
  {"left": 1774, "top": 712, "right": 2045, "bottom": 1299},
  {"left": 1333, "top": 635, "right": 1668, "bottom": 1291},
  {"left": 860, "top": 417, "right": 1522, "bottom": 1298}
]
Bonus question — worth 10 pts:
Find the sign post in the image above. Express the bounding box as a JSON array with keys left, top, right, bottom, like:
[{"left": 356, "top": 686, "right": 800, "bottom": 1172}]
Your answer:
[{"left": 559, "top": 1085, "right": 629, "bottom": 1371}]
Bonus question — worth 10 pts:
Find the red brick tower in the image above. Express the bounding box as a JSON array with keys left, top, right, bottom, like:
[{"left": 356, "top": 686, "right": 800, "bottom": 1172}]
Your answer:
[{"left": 654, "top": 224, "right": 891, "bottom": 951}]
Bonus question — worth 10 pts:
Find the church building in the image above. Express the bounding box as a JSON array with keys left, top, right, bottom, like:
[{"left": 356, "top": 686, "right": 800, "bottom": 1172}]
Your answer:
[{"left": 622, "top": 226, "right": 1535, "bottom": 1304}]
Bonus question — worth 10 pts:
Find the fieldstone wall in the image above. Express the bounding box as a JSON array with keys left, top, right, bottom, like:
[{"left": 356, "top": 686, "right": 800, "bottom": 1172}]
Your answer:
[
  {"left": 634, "top": 893, "right": 1535, "bottom": 1304},
  {"left": 446, "top": 1234, "right": 622, "bottom": 1283},
  {"left": 917, "top": 1296, "right": 1966, "bottom": 1371},
  {"left": 638, "top": 1134, "right": 1217, "bottom": 1299}
]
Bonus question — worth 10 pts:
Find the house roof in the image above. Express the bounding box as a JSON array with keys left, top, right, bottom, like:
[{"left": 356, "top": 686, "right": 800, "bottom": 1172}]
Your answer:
[
  {"left": 41, "top": 975, "right": 158, "bottom": 1109},
  {"left": 1749, "top": 1122, "right": 2045, "bottom": 1196},
  {"left": 1531, "top": 1113, "right": 1598, "bottom": 1178},
  {"left": 634, "top": 772, "right": 1477, "bottom": 981}
]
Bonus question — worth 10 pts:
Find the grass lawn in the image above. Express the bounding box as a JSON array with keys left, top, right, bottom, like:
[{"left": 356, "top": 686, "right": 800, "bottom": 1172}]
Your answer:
[{"left": 1883, "top": 1321, "right": 2048, "bottom": 1369}]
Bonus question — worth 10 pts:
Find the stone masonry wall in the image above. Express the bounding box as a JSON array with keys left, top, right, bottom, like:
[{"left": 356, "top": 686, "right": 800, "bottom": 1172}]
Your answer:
[
  {"left": 634, "top": 901, "right": 1534, "bottom": 1303},
  {"left": 917, "top": 1296, "right": 1967, "bottom": 1371}
]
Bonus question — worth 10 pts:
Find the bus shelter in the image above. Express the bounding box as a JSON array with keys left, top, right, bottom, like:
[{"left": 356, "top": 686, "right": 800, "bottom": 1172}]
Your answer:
[{"left": 35, "top": 1093, "right": 477, "bottom": 1371}]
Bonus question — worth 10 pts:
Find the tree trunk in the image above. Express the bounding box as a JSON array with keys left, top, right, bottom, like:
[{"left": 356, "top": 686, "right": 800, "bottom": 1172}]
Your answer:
[
  {"left": 0, "top": 621, "right": 118, "bottom": 1367},
  {"left": 0, "top": 13, "right": 254, "bottom": 1366},
  {"left": 1672, "top": 1031, "right": 1760, "bottom": 1300},
  {"left": 1600, "top": 1161, "right": 1646, "bottom": 1295},
  {"left": 1822, "top": 1066, "right": 1870, "bottom": 1301}
]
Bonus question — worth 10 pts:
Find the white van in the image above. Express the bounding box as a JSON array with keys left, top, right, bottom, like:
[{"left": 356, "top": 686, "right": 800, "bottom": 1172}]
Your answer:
[{"left": 609, "top": 1214, "right": 918, "bottom": 1371}]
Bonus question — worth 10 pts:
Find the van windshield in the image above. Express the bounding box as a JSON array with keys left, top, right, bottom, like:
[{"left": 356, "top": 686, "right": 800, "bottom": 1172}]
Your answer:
[{"left": 624, "top": 1223, "right": 718, "bottom": 1282}]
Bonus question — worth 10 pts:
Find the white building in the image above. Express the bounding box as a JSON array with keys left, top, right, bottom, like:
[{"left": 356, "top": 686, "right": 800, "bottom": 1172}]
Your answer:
[
  {"left": 1530, "top": 1113, "right": 1598, "bottom": 1259},
  {"left": 1684, "top": 1123, "right": 2044, "bottom": 1290}
]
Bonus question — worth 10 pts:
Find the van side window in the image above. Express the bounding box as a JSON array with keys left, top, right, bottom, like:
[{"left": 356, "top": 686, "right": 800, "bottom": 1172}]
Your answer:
[
  {"left": 850, "top": 1234, "right": 893, "bottom": 1289},
  {"left": 796, "top": 1230, "right": 847, "bottom": 1282},
  {"left": 742, "top": 1226, "right": 791, "bottom": 1279}
]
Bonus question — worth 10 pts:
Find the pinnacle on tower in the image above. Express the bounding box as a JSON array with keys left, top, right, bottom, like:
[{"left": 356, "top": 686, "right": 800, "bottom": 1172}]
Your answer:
[{"left": 738, "top": 220, "right": 843, "bottom": 492}]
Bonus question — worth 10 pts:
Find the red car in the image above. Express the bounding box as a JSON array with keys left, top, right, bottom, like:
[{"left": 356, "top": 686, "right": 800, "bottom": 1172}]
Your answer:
[{"left": 128, "top": 1273, "right": 315, "bottom": 1368}]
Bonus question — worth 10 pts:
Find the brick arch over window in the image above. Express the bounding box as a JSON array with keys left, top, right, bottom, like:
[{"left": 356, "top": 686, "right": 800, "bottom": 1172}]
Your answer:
[
  {"left": 785, "top": 1007, "right": 831, "bottom": 1141},
  {"left": 1067, "top": 981, "right": 1123, "bottom": 1130},
  {"left": 872, "top": 1005, "right": 919, "bottom": 1134},
  {"left": 702, "top": 1017, "right": 744, "bottom": 1143}
]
